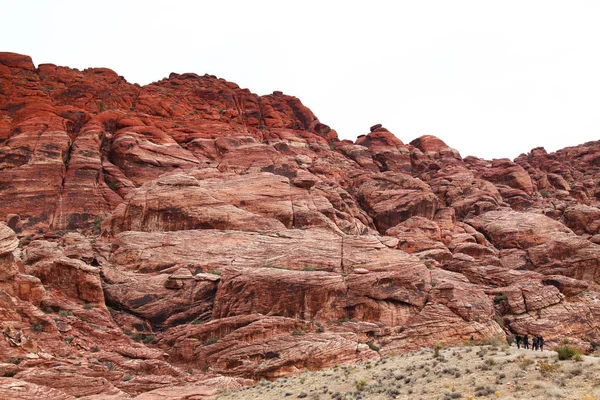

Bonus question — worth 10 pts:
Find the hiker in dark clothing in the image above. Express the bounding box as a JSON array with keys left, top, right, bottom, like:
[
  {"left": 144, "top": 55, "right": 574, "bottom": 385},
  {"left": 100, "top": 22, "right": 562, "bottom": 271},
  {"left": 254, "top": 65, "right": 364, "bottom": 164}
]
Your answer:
[
  {"left": 515, "top": 335, "right": 522, "bottom": 349},
  {"left": 532, "top": 336, "right": 538, "bottom": 351},
  {"left": 524, "top": 335, "right": 529, "bottom": 349},
  {"left": 539, "top": 336, "right": 544, "bottom": 351}
]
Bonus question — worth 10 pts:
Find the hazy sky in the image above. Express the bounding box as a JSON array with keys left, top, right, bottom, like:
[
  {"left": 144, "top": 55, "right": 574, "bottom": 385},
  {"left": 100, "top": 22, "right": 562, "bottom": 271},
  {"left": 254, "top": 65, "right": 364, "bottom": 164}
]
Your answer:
[{"left": 2, "top": 0, "right": 600, "bottom": 160}]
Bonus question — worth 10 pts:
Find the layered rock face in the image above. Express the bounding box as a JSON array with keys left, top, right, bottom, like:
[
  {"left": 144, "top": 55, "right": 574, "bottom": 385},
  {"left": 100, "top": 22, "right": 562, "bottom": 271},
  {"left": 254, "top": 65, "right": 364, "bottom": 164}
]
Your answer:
[{"left": 1, "top": 52, "right": 600, "bottom": 398}]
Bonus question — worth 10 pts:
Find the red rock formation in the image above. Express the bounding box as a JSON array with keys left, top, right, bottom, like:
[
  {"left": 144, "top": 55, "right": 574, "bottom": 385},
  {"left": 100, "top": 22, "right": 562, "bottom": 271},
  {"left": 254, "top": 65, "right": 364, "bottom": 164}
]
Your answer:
[{"left": 2, "top": 52, "right": 600, "bottom": 397}]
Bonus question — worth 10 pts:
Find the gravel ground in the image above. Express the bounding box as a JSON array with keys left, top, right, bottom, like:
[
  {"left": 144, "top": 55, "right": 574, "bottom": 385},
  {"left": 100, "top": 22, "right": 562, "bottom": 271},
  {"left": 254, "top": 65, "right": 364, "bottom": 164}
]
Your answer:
[{"left": 216, "top": 344, "right": 600, "bottom": 400}]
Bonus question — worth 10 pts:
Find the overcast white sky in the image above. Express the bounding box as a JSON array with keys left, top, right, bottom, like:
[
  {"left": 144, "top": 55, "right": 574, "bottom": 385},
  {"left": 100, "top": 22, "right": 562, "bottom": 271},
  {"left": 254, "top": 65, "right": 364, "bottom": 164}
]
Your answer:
[{"left": 2, "top": 0, "right": 600, "bottom": 160}]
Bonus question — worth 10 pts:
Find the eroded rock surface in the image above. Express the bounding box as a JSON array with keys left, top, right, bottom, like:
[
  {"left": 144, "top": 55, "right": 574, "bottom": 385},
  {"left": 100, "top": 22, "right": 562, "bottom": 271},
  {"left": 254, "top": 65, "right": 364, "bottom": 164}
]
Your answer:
[{"left": 1, "top": 52, "right": 600, "bottom": 398}]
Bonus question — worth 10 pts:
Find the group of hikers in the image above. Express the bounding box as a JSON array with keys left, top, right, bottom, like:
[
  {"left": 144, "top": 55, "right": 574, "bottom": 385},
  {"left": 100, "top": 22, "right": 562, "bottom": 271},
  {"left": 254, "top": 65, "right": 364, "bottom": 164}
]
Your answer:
[{"left": 515, "top": 334, "right": 544, "bottom": 351}]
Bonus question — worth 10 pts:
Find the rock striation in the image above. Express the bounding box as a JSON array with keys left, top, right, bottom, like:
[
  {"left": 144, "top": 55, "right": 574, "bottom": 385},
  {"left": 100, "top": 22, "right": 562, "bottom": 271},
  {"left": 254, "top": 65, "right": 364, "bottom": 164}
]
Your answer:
[{"left": 1, "top": 52, "right": 600, "bottom": 398}]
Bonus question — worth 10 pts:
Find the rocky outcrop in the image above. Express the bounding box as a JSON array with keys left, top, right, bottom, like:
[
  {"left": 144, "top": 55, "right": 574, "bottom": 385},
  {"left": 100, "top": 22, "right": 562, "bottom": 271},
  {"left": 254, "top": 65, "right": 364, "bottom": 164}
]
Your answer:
[{"left": 2, "top": 52, "right": 600, "bottom": 398}]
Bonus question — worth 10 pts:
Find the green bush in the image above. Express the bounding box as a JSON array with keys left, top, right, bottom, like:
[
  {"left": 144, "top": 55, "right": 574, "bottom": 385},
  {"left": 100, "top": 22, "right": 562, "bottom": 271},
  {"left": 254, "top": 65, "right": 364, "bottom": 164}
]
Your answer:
[
  {"left": 122, "top": 374, "right": 132, "bottom": 382},
  {"left": 367, "top": 341, "right": 380, "bottom": 352},
  {"left": 556, "top": 345, "right": 581, "bottom": 360},
  {"left": 494, "top": 293, "right": 507, "bottom": 304},
  {"left": 131, "top": 333, "right": 155, "bottom": 344},
  {"left": 91, "top": 219, "right": 102, "bottom": 235},
  {"left": 356, "top": 379, "right": 367, "bottom": 391},
  {"left": 203, "top": 337, "right": 218, "bottom": 346},
  {"left": 433, "top": 342, "right": 443, "bottom": 358}
]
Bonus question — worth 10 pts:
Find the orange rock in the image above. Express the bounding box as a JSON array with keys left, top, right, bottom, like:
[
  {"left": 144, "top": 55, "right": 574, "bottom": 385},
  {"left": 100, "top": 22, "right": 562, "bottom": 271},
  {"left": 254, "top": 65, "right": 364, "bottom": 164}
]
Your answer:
[{"left": 2, "top": 52, "right": 600, "bottom": 396}]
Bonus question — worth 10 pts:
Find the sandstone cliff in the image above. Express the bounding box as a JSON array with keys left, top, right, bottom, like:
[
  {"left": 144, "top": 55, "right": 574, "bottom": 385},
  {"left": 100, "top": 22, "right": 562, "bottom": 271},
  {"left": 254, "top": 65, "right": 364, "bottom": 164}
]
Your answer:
[{"left": 1, "top": 52, "right": 599, "bottom": 398}]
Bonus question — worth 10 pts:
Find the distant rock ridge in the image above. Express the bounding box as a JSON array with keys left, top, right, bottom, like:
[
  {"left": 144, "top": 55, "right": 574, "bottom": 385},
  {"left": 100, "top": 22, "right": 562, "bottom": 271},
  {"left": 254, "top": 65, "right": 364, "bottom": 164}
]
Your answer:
[{"left": 0, "top": 52, "right": 599, "bottom": 398}]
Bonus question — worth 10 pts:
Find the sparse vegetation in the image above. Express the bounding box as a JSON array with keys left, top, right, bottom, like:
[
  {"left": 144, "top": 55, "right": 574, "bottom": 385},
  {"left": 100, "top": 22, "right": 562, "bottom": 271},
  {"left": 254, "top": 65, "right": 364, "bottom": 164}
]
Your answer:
[
  {"left": 515, "top": 355, "right": 534, "bottom": 370},
  {"left": 537, "top": 360, "right": 559, "bottom": 377},
  {"left": 216, "top": 342, "right": 600, "bottom": 400},
  {"left": 91, "top": 218, "right": 102, "bottom": 235},
  {"left": 434, "top": 342, "right": 443, "bottom": 358},
  {"left": 494, "top": 292, "right": 507, "bottom": 304},
  {"left": 203, "top": 337, "right": 218, "bottom": 346},
  {"left": 122, "top": 374, "right": 133, "bottom": 382},
  {"left": 367, "top": 341, "right": 380, "bottom": 352},
  {"left": 131, "top": 333, "right": 155, "bottom": 344},
  {"left": 355, "top": 379, "right": 367, "bottom": 391},
  {"left": 291, "top": 328, "right": 305, "bottom": 336},
  {"left": 555, "top": 344, "right": 581, "bottom": 360},
  {"left": 31, "top": 322, "right": 43, "bottom": 333}
]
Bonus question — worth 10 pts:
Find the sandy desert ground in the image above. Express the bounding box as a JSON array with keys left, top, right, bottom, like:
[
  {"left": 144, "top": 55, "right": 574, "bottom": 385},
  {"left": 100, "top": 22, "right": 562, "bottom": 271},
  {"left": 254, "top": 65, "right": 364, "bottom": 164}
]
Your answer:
[{"left": 217, "top": 344, "right": 600, "bottom": 400}]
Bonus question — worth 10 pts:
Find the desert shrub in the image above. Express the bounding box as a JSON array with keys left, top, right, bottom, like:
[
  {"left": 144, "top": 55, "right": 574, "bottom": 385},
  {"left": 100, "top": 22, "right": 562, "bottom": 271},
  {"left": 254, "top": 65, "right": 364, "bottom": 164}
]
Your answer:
[
  {"left": 494, "top": 293, "right": 507, "bottom": 304},
  {"left": 131, "top": 333, "right": 155, "bottom": 344},
  {"left": 91, "top": 219, "right": 102, "bottom": 235},
  {"left": 59, "top": 310, "right": 73, "bottom": 317},
  {"left": 474, "top": 386, "right": 495, "bottom": 397},
  {"left": 31, "top": 322, "right": 43, "bottom": 333},
  {"left": 315, "top": 321, "right": 325, "bottom": 333},
  {"left": 203, "top": 337, "right": 218, "bottom": 346},
  {"left": 443, "top": 393, "right": 463, "bottom": 399},
  {"left": 515, "top": 355, "right": 534, "bottom": 370},
  {"left": 493, "top": 315, "right": 506, "bottom": 330},
  {"left": 83, "top": 303, "right": 93, "bottom": 310},
  {"left": 537, "top": 360, "right": 559, "bottom": 377},
  {"left": 355, "top": 379, "right": 367, "bottom": 391},
  {"left": 90, "top": 346, "right": 100, "bottom": 352},
  {"left": 292, "top": 328, "right": 305, "bottom": 336},
  {"left": 65, "top": 335, "right": 74, "bottom": 344},
  {"left": 107, "top": 180, "right": 117, "bottom": 190},
  {"left": 122, "top": 374, "right": 132, "bottom": 382},
  {"left": 569, "top": 366, "right": 583, "bottom": 376},
  {"left": 367, "top": 341, "right": 380, "bottom": 352},
  {"left": 556, "top": 344, "right": 581, "bottom": 360},
  {"left": 433, "top": 342, "right": 443, "bottom": 358},
  {"left": 479, "top": 335, "right": 505, "bottom": 346}
]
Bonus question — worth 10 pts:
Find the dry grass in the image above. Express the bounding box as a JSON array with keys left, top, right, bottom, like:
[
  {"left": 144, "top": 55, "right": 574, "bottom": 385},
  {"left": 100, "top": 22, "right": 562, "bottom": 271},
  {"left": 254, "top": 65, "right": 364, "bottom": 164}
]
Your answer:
[{"left": 216, "top": 345, "right": 600, "bottom": 400}]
